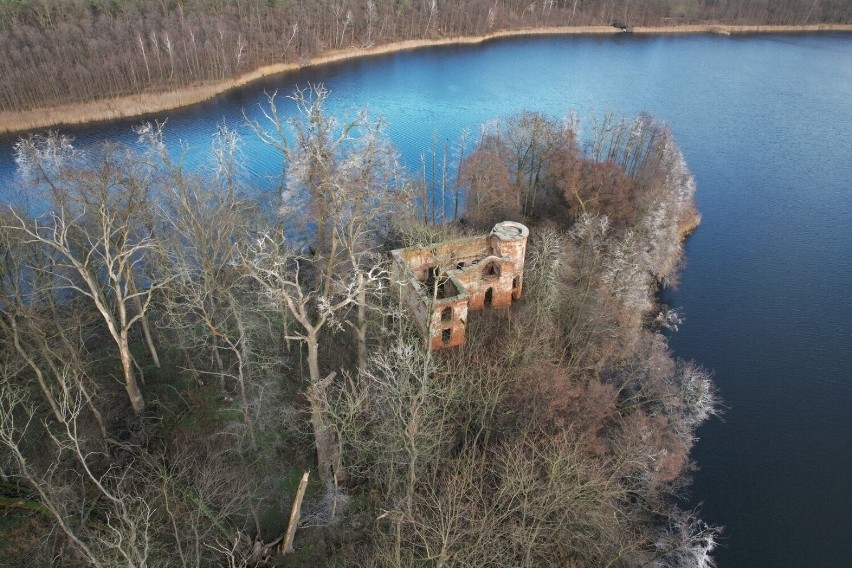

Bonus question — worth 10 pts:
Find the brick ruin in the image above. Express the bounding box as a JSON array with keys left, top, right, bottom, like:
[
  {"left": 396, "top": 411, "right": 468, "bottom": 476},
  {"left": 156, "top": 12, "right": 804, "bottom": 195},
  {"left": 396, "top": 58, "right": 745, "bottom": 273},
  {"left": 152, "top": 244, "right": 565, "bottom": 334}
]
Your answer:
[{"left": 391, "top": 221, "right": 529, "bottom": 350}]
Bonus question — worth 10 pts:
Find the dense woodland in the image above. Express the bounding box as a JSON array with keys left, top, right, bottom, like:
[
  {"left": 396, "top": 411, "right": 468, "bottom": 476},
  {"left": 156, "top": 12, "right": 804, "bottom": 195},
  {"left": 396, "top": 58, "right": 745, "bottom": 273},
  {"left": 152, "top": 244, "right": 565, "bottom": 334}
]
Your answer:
[
  {"left": 1, "top": 86, "right": 718, "bottom": 567},
  {"left": 0, "top": 0, "right": 849, "bottom": 112}
]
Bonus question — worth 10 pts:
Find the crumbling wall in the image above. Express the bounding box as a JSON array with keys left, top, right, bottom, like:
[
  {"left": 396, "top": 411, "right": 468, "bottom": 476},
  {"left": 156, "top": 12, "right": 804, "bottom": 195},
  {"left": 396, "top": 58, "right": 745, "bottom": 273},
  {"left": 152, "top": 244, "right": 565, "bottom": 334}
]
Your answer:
[
  {"left": 449, "top": 256, "right": 516, "bottom": 310},
  {"left": 394, "top": 236, "right": 489, "bottom": 281},
  {"left": 429, "top": 298, "right": 469, "bottom": 350}
]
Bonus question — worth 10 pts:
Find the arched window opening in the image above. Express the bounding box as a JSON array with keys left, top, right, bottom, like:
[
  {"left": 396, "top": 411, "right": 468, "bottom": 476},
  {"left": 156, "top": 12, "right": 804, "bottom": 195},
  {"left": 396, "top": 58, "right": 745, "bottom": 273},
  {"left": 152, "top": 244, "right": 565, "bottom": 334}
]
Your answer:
[
  {"left": 441, "top": 306, "right": 453, "bottom": 322},
  {"left": 442, "top": 328, "right": 452, "bottom": 344},
  {"left": 484, "top": 287, "right": 493, "bottom": 307},
  {"left": 483, "top": 262, "right": 501, "bottom": 279}
]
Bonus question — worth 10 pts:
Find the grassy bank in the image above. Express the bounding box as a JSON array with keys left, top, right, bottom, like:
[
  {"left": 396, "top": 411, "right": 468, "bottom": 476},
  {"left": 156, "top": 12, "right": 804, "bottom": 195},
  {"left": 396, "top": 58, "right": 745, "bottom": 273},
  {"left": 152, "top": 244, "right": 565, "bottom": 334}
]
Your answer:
[{"left": 1, "top": 23, "right": 850, "bottom": 135}]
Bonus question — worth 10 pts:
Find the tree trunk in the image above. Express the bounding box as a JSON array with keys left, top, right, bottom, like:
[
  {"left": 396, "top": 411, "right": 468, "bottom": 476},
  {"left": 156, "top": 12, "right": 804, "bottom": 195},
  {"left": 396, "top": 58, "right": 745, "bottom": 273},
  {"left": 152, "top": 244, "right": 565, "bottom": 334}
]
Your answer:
[
  {"left": 307, "top": 369, "right": 343, "bottom": 484},
  {"left": 119, "top": 332, "right": 145, "bottom": 414},
  {"left": 356, "top": 273, "right": 367, "bottom": 373},
  {"left": 310, "top": 391, "right": 338, "bottom": 483},
  {"left": 139, "top": 311, "right": 160, "bottom": 368},
  {"left": 128, "top": 278, "right": 160, "bottom": 368},
  {"left": 306, "top": 332, "right": 321, "bottom": 386},
  {"left": 281, "top": 471, "right": 310, "bottom": 555},
  {"left": 232, "top": 307, "right": 258, "bottom": 451}
]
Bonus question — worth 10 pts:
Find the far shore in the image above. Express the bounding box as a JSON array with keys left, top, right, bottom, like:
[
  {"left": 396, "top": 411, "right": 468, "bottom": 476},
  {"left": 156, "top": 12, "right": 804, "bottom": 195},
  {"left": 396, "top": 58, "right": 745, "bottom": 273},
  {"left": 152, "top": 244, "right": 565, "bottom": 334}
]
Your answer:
[{"left": 2, "top": 23, "right": 850, "bottom": 135}]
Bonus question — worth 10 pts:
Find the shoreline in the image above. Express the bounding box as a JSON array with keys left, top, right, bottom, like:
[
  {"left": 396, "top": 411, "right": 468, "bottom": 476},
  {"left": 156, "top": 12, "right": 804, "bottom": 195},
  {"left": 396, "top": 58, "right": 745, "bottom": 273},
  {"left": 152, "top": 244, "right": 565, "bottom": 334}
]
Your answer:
[{"left": 1, "top": 23, "right": 850, "bottom": 135}]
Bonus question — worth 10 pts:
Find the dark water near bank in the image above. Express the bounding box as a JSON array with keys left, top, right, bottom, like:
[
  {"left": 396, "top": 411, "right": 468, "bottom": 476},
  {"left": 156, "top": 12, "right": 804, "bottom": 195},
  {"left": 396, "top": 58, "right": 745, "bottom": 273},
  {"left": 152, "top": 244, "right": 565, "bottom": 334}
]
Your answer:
[{"left": 2, "top": 33, "right": 851, "bottom": 567}]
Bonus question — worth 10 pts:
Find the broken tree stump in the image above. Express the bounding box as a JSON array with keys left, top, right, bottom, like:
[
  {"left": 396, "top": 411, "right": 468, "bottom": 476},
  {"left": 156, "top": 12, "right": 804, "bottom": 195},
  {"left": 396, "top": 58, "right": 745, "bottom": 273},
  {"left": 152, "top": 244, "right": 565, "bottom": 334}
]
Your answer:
[{"left": 280, "top": 470, "right": 310, "bottom": 555}]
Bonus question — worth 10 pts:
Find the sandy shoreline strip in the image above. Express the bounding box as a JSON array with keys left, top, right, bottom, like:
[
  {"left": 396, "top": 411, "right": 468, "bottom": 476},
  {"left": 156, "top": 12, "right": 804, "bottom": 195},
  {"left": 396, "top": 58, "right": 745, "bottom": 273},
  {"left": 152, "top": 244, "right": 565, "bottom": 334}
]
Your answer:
[{"left": 2, "top": 23, "right": 850, "bottom": 135}]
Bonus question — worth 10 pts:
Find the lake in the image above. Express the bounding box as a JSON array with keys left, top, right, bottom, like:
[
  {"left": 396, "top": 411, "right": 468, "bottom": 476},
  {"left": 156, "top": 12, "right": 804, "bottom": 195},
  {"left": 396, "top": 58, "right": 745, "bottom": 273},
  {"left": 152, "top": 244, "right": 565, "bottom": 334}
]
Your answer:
[{"left": 1, "top": 32, "right": 851, "bottom": 567}]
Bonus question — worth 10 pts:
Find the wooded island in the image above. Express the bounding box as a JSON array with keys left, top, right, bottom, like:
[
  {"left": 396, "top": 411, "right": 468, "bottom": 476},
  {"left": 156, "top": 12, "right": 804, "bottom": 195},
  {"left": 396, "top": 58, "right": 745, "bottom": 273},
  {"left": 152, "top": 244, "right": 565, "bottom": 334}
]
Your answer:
[
  {"left": 1, "top": 80, "right": 720, "bottom": 566},
  {"left": 7, "top": 1, "right": 847, "bottom": 566}
]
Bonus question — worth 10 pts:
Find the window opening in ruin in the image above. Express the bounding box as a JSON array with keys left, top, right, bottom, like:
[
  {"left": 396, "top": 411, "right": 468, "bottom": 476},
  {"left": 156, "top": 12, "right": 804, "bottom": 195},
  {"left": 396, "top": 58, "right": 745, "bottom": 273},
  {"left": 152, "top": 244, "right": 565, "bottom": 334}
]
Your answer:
[
  {"left": 484, "top": 287, "right": 493, "bottom": 307},
  {"left": 512, "top": 277, "right": 518, "bottom": 290},
  {"left": 483, "top": 262, "right": 501, "bottom": 279},
  {"left": 441, "top": 306, "right": 452, "bottom": 322},
  {"left": 456, "top": 261, "right": 465, "bottom": 269},
  {"left": 442, "top": 328, "right": 452, "bottom": 344},
  {"left": 437, "top": 278, "right": 456, "bottom": 299},
  {"left": 425, "top": 267, "right": 455, "bottom": 299}
]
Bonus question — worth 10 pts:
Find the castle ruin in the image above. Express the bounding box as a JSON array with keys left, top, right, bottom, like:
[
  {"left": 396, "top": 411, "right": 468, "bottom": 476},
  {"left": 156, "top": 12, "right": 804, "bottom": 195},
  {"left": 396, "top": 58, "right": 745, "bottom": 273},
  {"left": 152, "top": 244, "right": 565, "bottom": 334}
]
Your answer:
[{"left": 391, "top": 221, "right": 529, "bottom": 350}]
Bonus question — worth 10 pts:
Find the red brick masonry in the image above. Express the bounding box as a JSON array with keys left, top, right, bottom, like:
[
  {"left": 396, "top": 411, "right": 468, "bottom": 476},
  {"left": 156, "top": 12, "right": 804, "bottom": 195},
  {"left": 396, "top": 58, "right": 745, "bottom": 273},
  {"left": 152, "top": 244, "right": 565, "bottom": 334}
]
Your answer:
[{"left": 391, "top": 222, "right": 529, "bottom": 350}]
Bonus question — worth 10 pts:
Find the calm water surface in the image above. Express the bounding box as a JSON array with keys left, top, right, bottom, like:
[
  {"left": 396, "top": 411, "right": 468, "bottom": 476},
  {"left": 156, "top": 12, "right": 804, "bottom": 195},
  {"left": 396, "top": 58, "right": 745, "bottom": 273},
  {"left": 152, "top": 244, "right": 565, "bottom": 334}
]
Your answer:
[{"left": 2, "top": 33, "right": 851, "bottom": 567}]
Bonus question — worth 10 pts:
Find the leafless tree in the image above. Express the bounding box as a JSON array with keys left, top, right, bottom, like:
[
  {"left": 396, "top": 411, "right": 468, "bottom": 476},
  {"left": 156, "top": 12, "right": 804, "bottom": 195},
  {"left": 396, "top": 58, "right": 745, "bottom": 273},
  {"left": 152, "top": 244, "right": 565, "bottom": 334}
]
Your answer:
[
  {"left": 6, "top": 136, "right": 170, "bottom": 414},
  {"left": 242, "top": 231, "right": 385, "bottom": 483},
  {"left": 2, "top": 1, "right": 845, "bottom": 116},
  {"left": 0, "top": 223, "right": 107, "bottom": 437},
  {"left": 0, "top": 372, "right": 153, "bottom": 567}
]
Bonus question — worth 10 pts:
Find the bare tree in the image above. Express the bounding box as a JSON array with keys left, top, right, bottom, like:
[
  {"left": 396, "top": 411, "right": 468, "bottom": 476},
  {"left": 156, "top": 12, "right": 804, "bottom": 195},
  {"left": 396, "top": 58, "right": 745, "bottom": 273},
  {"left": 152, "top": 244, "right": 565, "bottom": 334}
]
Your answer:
[
  {"left": 6, "top": 136, "right": 170, "bottom": 414},
  {"left": 247, "top": 84, "right": 411, "bottom": 372},
  {"left": 243, "top": 232, "right": 385, "bottom": 483},
  {"left": 0, "top": 223, "right": 107, "bottom": 437},
  {"left": 0, "top": 372, "right": 153, "bottom": 567},
  {"left": 143, "top": 122, "right": 274, "bottom": 449}
]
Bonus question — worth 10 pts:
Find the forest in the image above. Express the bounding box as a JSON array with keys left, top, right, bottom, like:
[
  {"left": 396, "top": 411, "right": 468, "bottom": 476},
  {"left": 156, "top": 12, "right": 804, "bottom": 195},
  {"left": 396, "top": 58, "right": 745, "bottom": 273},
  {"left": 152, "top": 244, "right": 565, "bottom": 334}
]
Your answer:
[
  {"left": 1, "top": 85, "right": 719, "bottom": 567},
  {"left": 0, "top": 0, "right": 849, "bottom": 113}
]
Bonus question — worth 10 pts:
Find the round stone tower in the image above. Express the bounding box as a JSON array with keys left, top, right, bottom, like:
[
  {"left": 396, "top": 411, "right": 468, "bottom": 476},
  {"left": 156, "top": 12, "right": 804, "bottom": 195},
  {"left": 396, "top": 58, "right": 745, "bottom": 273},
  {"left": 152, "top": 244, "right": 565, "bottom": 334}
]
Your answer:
[{"left": 489, "top": 221, "right": 529, "bottom": 299}]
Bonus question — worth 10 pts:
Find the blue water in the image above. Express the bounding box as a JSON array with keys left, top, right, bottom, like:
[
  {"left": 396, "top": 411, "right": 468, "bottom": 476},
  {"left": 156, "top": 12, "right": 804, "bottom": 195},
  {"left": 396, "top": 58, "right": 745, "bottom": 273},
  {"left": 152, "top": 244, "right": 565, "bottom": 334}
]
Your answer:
[{"left": 2, "top": 33, "right": 851, "bottom": 567}]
